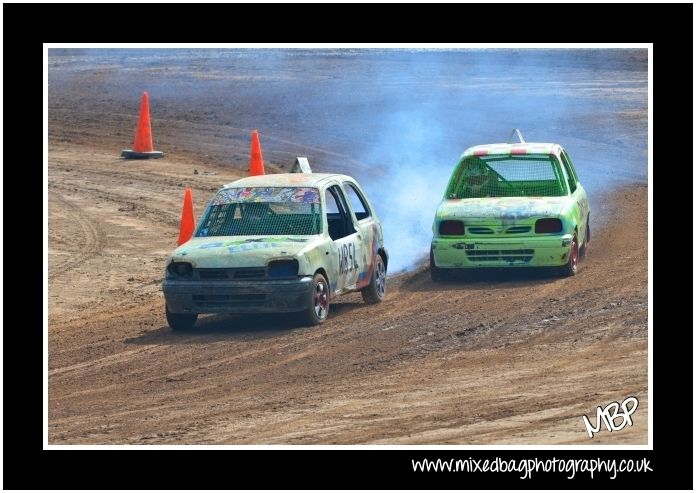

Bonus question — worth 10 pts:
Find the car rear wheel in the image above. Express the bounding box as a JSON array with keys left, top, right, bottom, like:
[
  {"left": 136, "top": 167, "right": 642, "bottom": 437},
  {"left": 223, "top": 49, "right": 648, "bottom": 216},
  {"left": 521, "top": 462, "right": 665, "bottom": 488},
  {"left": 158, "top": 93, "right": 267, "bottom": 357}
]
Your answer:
[
  {"left": 430, "top": 247, "right": 445, "bottom": 282},
  {"left": 559, "top": 234, "right": 579, "bottom": 277},
  {"left": 579, "top": 218, "right": 590, "bottom": 259},
  {"left": 361, "top": 254, "right": 387, "bottom": 304},
  {"left": 166, "top": 304, "right": 198, "bottom": 331},
  {"left": 301, "top": 273, "right": 330, "bottom": 326}
]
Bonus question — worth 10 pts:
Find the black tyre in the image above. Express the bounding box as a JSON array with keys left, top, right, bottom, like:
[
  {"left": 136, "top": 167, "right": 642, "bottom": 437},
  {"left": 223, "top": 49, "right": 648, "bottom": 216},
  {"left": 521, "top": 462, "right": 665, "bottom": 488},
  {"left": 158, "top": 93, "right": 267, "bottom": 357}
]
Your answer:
[
  {"left": 579, "top": 218, "right": 590, "bottom": 259},
  {"left": 430, "top": 247, "right": 445, "bottom": 282},
  {"left": 301, "top": 273, "right": 330, "bottom": 326},
  {"left": 166, "top": 304, "right": 198, "bottom": 331},
  {"left": 361, "top": 254, "right": 387, "bottom": 304},
  {"left": 559, "top": 234, "right": 579, "bottom": 277}
]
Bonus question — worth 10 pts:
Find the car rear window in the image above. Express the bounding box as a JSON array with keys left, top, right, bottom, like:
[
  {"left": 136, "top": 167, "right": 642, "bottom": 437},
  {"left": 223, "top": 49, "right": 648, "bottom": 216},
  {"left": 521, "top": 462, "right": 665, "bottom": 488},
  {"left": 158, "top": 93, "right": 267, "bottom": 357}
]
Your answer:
[
  {"left": 446, "top": 154, "right": 568, "bottom": 199},
  {"left": 196, "top": 187, "right": 322, "bottom": 237}
]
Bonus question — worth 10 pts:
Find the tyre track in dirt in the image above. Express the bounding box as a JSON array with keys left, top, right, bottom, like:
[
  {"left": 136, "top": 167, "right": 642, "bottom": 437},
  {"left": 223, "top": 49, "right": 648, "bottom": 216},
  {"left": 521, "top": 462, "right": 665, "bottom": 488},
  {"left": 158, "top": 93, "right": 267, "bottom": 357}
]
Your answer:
[
  {"left": 48, "top": 193, "right": 105, "bottom": 280},
  {"left": 50, "top": 159, "right": 223, "bottom": 193},
  {"left": 48, "top": 182, "right": 647, "bottom": 444},
  {"left": 47, "top": 136, "right": 647, "bottom": 444},
  {"left": 50, "top": 181, "right": 181, "bottom": 229}
]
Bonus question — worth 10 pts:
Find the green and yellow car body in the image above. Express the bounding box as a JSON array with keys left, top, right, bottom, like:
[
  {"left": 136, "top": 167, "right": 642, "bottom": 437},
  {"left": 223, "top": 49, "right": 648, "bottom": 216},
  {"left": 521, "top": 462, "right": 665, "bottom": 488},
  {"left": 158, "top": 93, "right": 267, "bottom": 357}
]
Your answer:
[
  {"left": 431, "top": 143, "right": 589, "bottom": 274},
  {"left": 163, "top": 173, "right": 387, "bottom": 319}
]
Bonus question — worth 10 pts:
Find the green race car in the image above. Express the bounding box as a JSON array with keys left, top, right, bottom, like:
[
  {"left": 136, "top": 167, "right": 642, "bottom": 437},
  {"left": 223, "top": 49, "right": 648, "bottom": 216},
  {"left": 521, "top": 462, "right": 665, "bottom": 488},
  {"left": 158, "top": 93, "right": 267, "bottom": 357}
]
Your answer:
[
  {"left": 163, "top": 173, "right": 388, "bottom": 330},
  {"left": 430, "top": 142, "right": 590, "bottom": 280}
]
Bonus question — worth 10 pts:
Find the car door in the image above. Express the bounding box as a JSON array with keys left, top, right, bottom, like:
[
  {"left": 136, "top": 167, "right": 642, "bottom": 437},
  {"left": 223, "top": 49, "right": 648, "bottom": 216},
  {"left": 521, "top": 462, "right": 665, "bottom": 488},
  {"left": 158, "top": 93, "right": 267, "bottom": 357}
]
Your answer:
[
  {"left": 560, "top": 150, "right": 589, "bottom": 244},
  {"left": 340, "top": 180, "right": 379, "bottom": 290},
  {"left": 324, "top": 184, "right": 362, "bottom": 294}
]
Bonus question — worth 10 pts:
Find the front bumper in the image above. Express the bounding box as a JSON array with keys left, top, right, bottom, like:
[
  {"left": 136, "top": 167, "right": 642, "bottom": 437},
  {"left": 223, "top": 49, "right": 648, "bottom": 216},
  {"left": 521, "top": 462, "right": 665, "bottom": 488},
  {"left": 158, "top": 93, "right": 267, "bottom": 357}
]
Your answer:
[
  {"left": 163, "top": 276, "right": 314, "bottom": 314},
  {"left": 432, "top": 234, "right": 573, "bottom": 268}
]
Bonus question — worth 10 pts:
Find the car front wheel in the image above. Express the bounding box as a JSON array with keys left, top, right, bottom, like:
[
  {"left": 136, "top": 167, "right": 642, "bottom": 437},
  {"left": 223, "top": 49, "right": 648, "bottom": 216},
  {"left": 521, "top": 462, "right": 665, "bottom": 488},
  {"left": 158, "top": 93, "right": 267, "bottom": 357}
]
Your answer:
[
  {"left": 361, "top": 254, "right": 386, "bottom": 304},
  {"left": 430, "top": 247, "right": 445, "bottom": 282},
  {"left": 559, "top": 234, "right": 579, "bottom": 277},
  {"left": 166, "top": 304, "right": 198, "bottom": 331},
  {"left": 301, "top": 273, "right": 330, "bottom": 326}
]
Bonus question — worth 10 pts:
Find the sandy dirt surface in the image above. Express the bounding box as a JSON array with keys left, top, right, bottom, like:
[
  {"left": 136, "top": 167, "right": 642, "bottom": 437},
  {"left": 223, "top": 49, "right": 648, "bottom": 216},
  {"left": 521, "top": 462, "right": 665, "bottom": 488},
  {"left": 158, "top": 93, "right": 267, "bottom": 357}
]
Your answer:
[{"left": 47, "top": 50, "right": 648, "bottom": 444}]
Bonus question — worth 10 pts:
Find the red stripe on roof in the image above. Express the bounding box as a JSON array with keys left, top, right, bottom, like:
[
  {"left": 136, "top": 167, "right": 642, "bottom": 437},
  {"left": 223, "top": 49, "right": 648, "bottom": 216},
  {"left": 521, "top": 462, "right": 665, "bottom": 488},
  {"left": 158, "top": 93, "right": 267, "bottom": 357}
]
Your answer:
[
  {"left": 510, "top": 147, "right": 527, "bottom": 155},
  {"left": 473, "top": 149, "right": 488, "bottom": 156}
]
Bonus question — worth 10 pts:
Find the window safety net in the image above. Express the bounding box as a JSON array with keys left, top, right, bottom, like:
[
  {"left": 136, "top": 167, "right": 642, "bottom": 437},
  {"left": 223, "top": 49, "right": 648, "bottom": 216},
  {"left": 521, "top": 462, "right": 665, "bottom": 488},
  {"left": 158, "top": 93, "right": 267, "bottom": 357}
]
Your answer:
[
  {"left": 196, "top": 187, "right": 322, "bottom": 237},
  {"left": 447, "top": 154, "right": 567, "bottom": 199}
]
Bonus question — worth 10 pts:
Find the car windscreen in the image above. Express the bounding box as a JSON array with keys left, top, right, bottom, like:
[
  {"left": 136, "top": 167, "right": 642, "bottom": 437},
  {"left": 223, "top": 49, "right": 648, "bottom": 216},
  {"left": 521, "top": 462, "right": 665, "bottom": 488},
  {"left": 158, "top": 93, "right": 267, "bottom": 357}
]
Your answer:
[
  {"left": 195, "top": 187, "right": 322, "bottom": 237},
  {"left": 446, "top": 154, "right": 568, "bottom": 199}
]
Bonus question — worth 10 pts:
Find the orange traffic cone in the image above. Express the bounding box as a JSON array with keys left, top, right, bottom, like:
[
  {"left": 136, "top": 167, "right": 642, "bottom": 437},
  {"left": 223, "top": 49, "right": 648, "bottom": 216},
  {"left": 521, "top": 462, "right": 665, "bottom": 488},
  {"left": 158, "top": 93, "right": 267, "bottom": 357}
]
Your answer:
[
  {"left": 249, "top": 129, "right": 265, "bottom": 176},
  {"left": 177, "top": 188, "right": 195, "bottom": 246},
  {"left": 121, "top": 91, "right": 164, "bottom": 159}
]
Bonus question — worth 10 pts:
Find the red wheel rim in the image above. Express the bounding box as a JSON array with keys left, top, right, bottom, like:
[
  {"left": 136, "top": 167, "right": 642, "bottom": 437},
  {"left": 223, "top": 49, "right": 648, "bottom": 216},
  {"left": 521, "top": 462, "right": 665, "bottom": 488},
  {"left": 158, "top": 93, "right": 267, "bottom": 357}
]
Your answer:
[{"left": 571, "top": 237, "right": 578, "bottom": 271}]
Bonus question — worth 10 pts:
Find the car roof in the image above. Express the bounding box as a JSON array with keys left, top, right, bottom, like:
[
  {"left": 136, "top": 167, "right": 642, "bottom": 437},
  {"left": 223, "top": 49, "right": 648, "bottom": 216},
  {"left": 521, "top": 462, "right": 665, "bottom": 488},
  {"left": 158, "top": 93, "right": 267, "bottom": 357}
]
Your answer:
[
  {"left": 462, "top": 142, "right": 563, "bottom": 158},
  {"left": 221, "top": 173, "right": 355, "bottom": 189}
]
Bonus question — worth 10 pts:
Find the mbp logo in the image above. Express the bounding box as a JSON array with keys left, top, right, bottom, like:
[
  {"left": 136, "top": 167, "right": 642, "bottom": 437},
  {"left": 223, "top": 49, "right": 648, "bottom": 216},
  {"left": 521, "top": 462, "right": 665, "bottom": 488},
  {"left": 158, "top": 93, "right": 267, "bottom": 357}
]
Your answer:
[{"left": 581, "top": 396, "right": 639, "bottom": 439}]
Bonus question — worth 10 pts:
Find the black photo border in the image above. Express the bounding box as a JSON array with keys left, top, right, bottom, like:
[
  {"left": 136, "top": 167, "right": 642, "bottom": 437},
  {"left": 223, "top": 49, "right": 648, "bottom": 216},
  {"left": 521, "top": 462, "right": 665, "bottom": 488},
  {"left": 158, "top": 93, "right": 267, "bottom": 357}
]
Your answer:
[{"left": 9, "top": 2, "right": 692, "bottom": 490}]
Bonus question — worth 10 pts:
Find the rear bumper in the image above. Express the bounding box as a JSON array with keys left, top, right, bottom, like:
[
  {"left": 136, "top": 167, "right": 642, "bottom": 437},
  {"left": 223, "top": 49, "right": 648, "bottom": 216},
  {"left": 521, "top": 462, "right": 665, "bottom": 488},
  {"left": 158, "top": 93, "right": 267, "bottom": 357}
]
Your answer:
[
  {"left": 431, "top": 234, "right": 573, "bottom": 268},
  {"left": 163, "top": 276, "right": 314, "bottom": 314}
]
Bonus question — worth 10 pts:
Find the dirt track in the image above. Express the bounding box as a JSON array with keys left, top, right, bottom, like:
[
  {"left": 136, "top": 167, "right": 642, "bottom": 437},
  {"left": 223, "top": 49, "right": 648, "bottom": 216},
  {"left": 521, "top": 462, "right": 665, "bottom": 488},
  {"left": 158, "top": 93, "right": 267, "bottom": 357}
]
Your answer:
[{"left": 48, "top": 50, "right": 648, "bottom": 444}]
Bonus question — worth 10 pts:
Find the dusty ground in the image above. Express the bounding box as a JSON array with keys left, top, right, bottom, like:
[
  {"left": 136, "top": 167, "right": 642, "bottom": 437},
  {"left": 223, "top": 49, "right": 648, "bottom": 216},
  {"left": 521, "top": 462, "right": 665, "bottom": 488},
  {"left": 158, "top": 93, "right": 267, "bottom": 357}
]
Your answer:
[{"left": 47, "top": 49, "right": 648, "bottom": 444}]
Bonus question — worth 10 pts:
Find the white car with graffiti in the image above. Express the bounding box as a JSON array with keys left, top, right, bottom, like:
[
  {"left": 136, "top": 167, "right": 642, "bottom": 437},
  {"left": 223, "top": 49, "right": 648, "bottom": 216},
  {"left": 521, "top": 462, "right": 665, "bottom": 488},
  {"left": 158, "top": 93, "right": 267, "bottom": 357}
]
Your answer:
[{"left": 163, "top": 173, "right": 388, "bottom": 330}]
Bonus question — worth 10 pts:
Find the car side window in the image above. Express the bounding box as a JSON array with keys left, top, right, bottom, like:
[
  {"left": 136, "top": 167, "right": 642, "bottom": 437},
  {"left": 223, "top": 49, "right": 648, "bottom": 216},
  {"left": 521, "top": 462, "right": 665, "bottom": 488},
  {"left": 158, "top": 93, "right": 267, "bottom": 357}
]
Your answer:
[
  {"left": 559, "top": 152, "right": 577, "bottom": 193},
  {"left": 562, "top": 150, "right": 580, "bottom": 182},
  {"left": 325, "top": 188, "right": 340, "bottom": 214},
  {"left": 344, "top": 183, "right": 372, "bottom": 220},
  {"left": 325, "top": 185, "right": 356, "bottom": 240}
]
